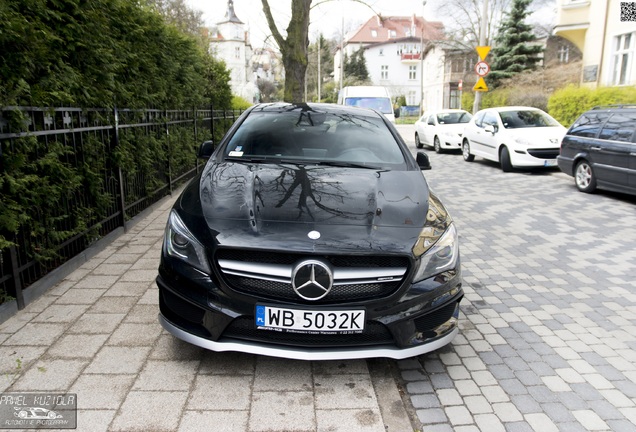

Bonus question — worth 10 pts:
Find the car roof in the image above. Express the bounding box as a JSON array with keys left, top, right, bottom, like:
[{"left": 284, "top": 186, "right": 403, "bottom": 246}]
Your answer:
[
  {"left": 485, "top": 106, "right": 542, "bottom": 112},
  {"left": 586, "top": 105, "right": 636, "bottom": 113},
  {"left": 248, "top": 102, "right": 385, "bottom": 119}
]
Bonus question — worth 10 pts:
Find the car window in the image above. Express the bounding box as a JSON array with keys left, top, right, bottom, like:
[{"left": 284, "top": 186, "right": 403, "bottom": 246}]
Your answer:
[
  {"left": 224, "top": 110, "right": 407, "bottom": 168},
  {"left": 569, "top": 113, "right": 610, "bottom": 138},
  {"left": 598, "top": 112, "right": 636, "bottom": 142},
  {"left": 437, "top": 112, "right": 472, "bottom": 124},
  {"left": 482, "top": 112, "right": 499, "bottom": 127},
  {"left": 343, "top": 97, "right": 392, "bottom": 114},
  {"left": 473, "top": 111, "right": 485, "bottom": 127},
  {"left": 427, "top": 115, "right": 435, "bottom": 125},
  {"left": 499, "top": 110, "right": 561, "bottom": 129}
]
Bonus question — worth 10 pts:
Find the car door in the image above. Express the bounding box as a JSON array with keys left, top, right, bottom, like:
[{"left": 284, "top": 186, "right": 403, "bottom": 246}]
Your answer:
[
  {"left": 423, "top": 114, "right": 436, "bottom": 146},
  {"left": 471, "top": 110, "right": 499, "bottom": 160},
  {"left": 595, "top": 112, "right": 634, "bottom": 189}
]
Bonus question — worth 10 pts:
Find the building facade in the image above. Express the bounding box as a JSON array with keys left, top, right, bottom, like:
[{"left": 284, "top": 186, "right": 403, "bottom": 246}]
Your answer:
[
  {"left": 554, "top": 0, "right": 636, "bottom": 87},
  {"left": 334, "top": 15, "right": 445, "bottom": 108},
  {"left": 209, "top": 1, "right": 257, "bottom": 102}
]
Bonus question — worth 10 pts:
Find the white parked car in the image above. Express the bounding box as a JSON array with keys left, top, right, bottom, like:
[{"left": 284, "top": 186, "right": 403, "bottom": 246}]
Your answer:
[
  {"left": 415, "top": 109, "right": 472, "bottom": 152},
  {"left": 461, "top": 106, "right": 567, "bottom": 172}
]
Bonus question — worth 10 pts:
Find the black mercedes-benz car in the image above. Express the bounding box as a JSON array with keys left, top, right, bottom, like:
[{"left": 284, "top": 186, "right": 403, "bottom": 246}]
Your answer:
[{"left": 157, "top": 103, "right": 463, "bottom": 360}]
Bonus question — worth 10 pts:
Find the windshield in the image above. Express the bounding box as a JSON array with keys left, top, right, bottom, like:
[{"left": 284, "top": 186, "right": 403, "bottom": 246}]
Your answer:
[
  {"left": 343, "top": 97, "right": 393, "bottom": 114},
  {"left": 223, "top": 108, "right": 406, "bottom": 169},
  {"left": 500, "top": 110, "right": 561, "bottom": 129},
  {"left": 436, "top": 111, "right": 472, "bottom": 124}
]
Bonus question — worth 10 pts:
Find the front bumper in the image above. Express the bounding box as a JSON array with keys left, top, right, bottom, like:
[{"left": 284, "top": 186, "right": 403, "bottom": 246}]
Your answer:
[
  {"left": 159, "top": 313, "right": 459, "bottom": 360},
  {"left": 509, "top": 147, "right": 560, "bottom": 168},
  {"left": 157, "top": 261, "right": 463, "bottom": 360}
]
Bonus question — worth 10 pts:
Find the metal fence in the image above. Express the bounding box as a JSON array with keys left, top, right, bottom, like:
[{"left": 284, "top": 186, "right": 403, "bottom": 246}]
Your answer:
[{"left": 0, "top": 106, "right": 242, "bottom": 309}]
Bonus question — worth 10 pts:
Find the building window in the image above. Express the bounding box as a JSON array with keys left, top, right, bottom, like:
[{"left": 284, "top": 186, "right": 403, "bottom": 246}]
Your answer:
[
  {"left": 409, "top": 65, "right": 417, "bottom": 80},
  {"left": 371, "top": 29, "right": 377, "bottom": 37},
  {"left": 235, "top": 47, "right": 241, "bottom": 59},
  {"left": 558, "top": 45, "right": 569, "bottom": 63},
  {"left": 612, "top": 32, "right": 634, "bottom": 85},
  {"left": 407, "top": 90, "right": 417, "bottom": 106},
  {"left": 389, "top": 30, "right": 396, "bottom": 38},
  {"left": 450, "top": 90, "right": 460, "bottom": 109},
  {"left": 381, "top": 65, "right": 389, "bottom": 80}
]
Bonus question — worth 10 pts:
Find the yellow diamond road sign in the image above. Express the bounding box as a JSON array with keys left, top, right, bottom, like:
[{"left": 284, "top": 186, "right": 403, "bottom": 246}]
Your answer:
[
  {"left": 476, "top": 46, "right": 490, "bottom": 61},
  {"left": 473, "top": 77, "right": 489, "bottom": 92}
]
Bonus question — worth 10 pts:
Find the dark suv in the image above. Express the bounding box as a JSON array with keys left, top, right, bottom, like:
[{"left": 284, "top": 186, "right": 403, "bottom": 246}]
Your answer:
[{"left": 557, "top": 105, "right": 636, "bottom": 195}]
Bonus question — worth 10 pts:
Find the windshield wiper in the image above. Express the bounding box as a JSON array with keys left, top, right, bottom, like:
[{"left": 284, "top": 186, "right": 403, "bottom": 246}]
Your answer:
[{"left": 314, "top": 160, "right": 379, "bottom": 169}]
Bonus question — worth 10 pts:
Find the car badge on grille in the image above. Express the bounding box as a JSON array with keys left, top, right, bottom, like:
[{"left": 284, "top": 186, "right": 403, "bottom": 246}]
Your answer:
[
  {"left": 550, "top": 138, "right": 558, "bottom": 144},
  {"left": 291, "top": 260, "right": 333, "bottom": 301},
  {"left": 308, "top": 230, "right": 321, "bottom": 240}
]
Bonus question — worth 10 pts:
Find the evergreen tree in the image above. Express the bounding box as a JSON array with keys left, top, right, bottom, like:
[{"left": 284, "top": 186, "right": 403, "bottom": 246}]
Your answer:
[
  {"left": 488, "top": 0, "right": 543, "bottom": 88},
  {"left": 344, "top": 47, "right": 369, "bottom": 82}
]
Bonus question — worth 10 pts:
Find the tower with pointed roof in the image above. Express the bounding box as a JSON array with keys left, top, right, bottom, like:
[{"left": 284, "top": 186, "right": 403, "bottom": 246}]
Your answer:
[{"left": 209, "top": 1, "right": 256, "bottom": 102}]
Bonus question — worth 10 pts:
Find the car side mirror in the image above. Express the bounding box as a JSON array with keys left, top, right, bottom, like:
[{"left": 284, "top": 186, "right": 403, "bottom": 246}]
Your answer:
[
  {"left": 416, "top": 152, "right": 432, "bottom": 170},
  {"left": 198, "top": 140, "right": 215, "bottom": 159},
  {"left": 484, "top": 124, "right": 496, "bottom": 134}
]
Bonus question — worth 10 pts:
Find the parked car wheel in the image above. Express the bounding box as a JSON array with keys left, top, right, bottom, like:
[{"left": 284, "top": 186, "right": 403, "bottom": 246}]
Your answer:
[
  {"left": 575, "top": 160, "right": 597, "bottom": 193},
  {"left": 434, "top": 136, "right": 442, "bottom": 153},
  {"left": 415, "top": 133, "right": 423, "bottom": 149},
  {"left": 462, "top": 140, "right": 474, "bottom": 162},
  {"left": 500, "top": 146, "right": 513, "bottom": 172}
]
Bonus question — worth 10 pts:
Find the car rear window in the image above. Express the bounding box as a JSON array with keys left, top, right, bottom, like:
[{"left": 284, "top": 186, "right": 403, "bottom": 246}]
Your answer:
[
  {"left": 598, "top": 112, "right": 636, "bottom": 142},
  {"left": 224, "top": 110, "right": 407, "bottom": 169}
]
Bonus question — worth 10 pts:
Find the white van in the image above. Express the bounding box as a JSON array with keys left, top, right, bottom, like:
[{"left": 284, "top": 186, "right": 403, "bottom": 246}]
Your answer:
[{"left": 337, "top": 86, "right": 397, "bottom": 123}]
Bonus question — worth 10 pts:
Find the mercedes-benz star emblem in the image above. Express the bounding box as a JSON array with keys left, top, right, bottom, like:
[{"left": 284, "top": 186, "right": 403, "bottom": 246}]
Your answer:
[{"left": 291, "top": 260, "right": 333, "bottom": 301}]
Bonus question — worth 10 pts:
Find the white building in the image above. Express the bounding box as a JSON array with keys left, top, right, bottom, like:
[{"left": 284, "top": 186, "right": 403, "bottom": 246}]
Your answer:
[
  {"left": 554, "top": 0, "right": 636, "bottom": 87},
  {"left": 209, "top": 0, "right": 257, "bottom": 102},
  {"left": 334, "top": 15, "right": 445, "bottom": 107}
]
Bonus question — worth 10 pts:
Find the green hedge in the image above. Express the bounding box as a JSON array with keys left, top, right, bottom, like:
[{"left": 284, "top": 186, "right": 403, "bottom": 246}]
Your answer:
[
  {"left": 0, "top": 0, "right": 231, "bottom": 109},
  {"left": 547, "top": 85, "right": 636, "bottom": 127}
]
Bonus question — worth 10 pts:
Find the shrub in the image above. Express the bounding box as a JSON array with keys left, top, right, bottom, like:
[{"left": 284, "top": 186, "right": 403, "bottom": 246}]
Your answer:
[
  {"left": 548, "top": 85, "right": 636, "bottom": 127},
  {"left": 231, "top": 96, "right": 252, "bottom": 110}
]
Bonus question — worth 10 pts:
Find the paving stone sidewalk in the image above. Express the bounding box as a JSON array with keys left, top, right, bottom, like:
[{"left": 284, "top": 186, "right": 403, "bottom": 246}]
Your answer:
[
  {"left": 396, "top": 124, "right": 636, "bottom": 432},
  {"left": 0, "top": 195, "right": 412, "bottom": 432}
]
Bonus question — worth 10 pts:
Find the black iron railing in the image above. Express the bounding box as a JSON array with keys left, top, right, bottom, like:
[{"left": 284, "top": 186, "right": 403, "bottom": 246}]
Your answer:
[{"left": 0, "top": 106, "right": 242, "bottom": 309}]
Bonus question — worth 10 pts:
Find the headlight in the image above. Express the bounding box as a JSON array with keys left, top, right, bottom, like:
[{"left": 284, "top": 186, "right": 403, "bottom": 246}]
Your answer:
[
  {"left": 412, "top": 194, "right": 459, "bottom": 282},
  {"left": 164, "top": 210, "right": 211, "bottom": 274}
]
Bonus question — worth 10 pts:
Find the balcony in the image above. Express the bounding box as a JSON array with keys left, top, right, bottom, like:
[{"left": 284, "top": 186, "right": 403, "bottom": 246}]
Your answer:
[
  {"left": 553, "top": 0, "right": 591, "bottom": 51},
  {"left": 401, "top": 52, "right": 421, "bottom": 63}
]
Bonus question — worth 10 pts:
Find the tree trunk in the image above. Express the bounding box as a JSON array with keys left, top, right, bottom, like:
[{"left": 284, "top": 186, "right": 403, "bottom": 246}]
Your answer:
[{"left": 262, "top": 0, "right": 311, "bottom": 102}]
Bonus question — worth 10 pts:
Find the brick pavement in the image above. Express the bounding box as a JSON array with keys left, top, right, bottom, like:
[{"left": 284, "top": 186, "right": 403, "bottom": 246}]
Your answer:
[
  {"left": 0, "top": 185, "right": 411, "bottom": 432},
  {"left": 396, "top": 124, "right": 636, "bottom": 431}
]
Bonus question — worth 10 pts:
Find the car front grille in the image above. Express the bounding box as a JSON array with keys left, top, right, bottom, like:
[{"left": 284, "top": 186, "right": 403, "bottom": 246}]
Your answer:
[
  {"left": 527, "top": 148, "right": 560, "bottom": 159},
  {"left": 215, "top": 249, "right": 409, "bottom": 304},
  {"left": 221, "top": 316, "right": 394, "bottom": 347}
]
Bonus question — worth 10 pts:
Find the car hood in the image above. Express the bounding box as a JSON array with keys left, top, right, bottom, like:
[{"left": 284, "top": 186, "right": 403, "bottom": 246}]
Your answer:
[
  {"left": 180, "top": 162, "right": 430, "bottom": 254},
  {"left": 438, "top": 124, "right": 468, "bottom": 134},
  {"left": 504, "top": 126, "right": 566, "bottom": 146}
]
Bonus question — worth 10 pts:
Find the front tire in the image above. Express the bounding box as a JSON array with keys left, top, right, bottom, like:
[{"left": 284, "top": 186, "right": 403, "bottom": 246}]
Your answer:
[
  {"left": 500, "top": 146, "right": 513, "bottom": 172},
  {"left": 462, "top": 140, "right": 474, "bottom": 162},
  {"left": 434, "top": 136, "right": 442, "bottom": 153},
  {"left": 575, "top": 160, "right": 597, "bottom": 193},
  {"left": 415, "top": 133, "right": 423, "bottom": 149}
]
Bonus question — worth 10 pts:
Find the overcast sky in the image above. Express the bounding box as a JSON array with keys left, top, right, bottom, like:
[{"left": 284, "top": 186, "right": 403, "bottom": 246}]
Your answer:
[{"left": 186, "top": 0, "right": 555, "bottom": 49}]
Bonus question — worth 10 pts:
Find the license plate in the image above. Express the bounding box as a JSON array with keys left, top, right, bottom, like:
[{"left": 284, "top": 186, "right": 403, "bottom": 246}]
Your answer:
[
  {"left": 544, "top": 159, "right": 557, "bottom": 167},
  {"left": 255, "top": 305, "right": 365, "bottom": 334}
]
